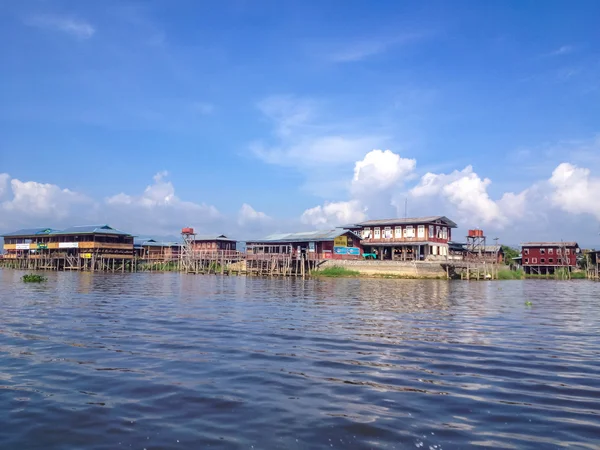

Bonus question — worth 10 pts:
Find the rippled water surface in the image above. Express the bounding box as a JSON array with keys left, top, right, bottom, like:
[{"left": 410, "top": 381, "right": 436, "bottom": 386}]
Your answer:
[{"left": 1, "top": 270, "right": 600, "bottom": 449}]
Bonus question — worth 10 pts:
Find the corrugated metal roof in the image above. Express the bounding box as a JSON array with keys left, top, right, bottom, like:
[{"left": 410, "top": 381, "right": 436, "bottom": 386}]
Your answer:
[
  {"left": 52, "top": 225, "right": 132, "bottom": 236},
  {"left": 248, "top": 229, "right": 360, "bottom": 244},
  {"left": 1, "top": 227, "right": 56, "bottom": 237},
  {"left": 521, "top": 242, "right": 579, "bottom": 247},
  {"left": 355, "top": 216, "right": 458, "bottom": 228},
  {"left": 134, "top": 238, "right": 181, "bottom": 247},
  {"left": 193, "top": 235, "right": 236, "bottom": 242}
]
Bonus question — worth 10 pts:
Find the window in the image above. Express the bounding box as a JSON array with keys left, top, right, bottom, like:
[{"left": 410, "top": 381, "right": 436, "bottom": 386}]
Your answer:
[
  {"left": 429, "top": 225, "right": 434, "bottom": 238},
  {"left": 549, "top": 258, "right": 554, "bottom": 263},
  {"left": 436, "top": 226, "right": 442, "bottom": 238},
  {"left": 541, "top": 258, "right": 545, "bottom": 263},
  {"left": 417, "top": 225, "right": 425, "bottom": 238},
  {"left": 532, "top": 258, "right": 538, "bottom": 263},
  {"left": 566, "top": 249, "right": 571, "bottom": 255},
  {"left": 362, "top": 228, "right": 371, "bottom": 239},
  {"left": 404, "top": 226, "right": 415, "bottom": 238},
  {"left": 548, "top": 248, "right": 554, "bottom": 254},
  {"left": 524, "top": 248, "right": 529, "bottom": 255},
  {"left": 383, "top": 227, "right": 392, "bottom": 239},
  {"left": 442, "top": 227, "right": 448, "bottom": 240},
  {"left": 525, "top": 258, "right": 529, "bottom": 263},
  {"left": 540, "top": 249, "right": 545, "bottom": 254},
  {"left": 395, "top": 226, "right": 402, "bottom": 238},
  {"left": 374, "top": 228, "right": 380, "bottom": 239}
]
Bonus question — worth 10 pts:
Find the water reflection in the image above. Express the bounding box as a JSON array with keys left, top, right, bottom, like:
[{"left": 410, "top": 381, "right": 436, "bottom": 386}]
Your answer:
[{"left": 0, "top": 270, "right": 599, "bottom": 450}]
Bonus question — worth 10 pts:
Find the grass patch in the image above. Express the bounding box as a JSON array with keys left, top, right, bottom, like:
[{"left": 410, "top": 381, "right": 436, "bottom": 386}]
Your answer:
[
  {"left": 570, "top": 271, "right": 586, "bottom": 279},
  {"left": 22, "top": 274, "right": 47, "bottom": 283},
  {"left": 497, "top": 269, "right": 524, "bottom": 280},
  {"left": 312, "top": 266, "right": 360, "bottom": 278}
]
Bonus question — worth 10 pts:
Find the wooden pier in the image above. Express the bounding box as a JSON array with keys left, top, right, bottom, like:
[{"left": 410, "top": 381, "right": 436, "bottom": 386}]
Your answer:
[{"left": 586, "top": 251, "right": 599, "bottom": 280}]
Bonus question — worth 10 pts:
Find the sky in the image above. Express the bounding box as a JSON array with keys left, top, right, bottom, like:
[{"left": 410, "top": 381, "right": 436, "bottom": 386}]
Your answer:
[{"left": 1, "top": 0, "right": 600, "bottom": 246}]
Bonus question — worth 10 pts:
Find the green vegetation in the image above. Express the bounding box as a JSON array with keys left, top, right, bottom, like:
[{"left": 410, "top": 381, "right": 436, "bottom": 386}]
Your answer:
[
  {"left": 497, "top": 268, "right": 524, "bottom": 280},
  {"left": 312, "top": 266, "right": 360, "bottom": 277},
  {"left": 22, "top": 274, "right": 47, "bottom": 283},
  {"left": 570, "top": 271, "right": 586, "bottom": 279},
  {"left": 501, "top": 245, "right": 520, "bottom": 264}
]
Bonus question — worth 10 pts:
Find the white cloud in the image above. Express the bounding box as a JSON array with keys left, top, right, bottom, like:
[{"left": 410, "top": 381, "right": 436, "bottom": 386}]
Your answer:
[
  {"left": 26, "top": 14, "right": 96, "bottom": 39},
  {"left": 301, "top": 200, "right": 366, "bottom": 228},
  {"left": 352, "top": 149, "right": 416, "bottom": 193},
  {"left": 252, "top": 95, "right": 389, "bottom": 174},
  {"left": 0, "top": 176, "right": 93, "bottom": 230},
  {"left": 238, "top": 203, "right": 270, "bottom": 226},
  {"left": 105, "top": 172, "right": 221, "bottom": 234},
  {"left": 325, "top": 32, "right": 431, "bottom": 63},
  {"left": 257, "top": 95, "right": 314, "bottom": 138},
  {"left": 547, "top": 45, "right": 574, "bottom": 57},
  {"left": 549, "top": 163, "right": 600, "bottom": 220}
]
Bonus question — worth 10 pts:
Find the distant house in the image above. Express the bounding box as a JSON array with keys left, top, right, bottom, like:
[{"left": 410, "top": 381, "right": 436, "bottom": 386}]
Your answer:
[
  {"left": 1, "top": 224, "right": 134, "bottom": 270},
  {"left": 447, "top": 243, "right": 504, "bottom": 263},
  {"left": 134, "top": 238, "right": 181, "bottom": 260},
  {"left": 246, "top": 229, "right": 363, "bottom": 260},
  {"left": 345, "top": 216, "right": 457, "bottom": 261},
  {"left": 521, "top": 242, "right": 579, "bottom": 275},
  {"left": 192, "top": 235, "right": 237, "bottom": 252}
]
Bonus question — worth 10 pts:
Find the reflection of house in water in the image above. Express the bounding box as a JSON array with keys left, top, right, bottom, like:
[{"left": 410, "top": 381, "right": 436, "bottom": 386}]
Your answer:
[{"left": 345, "top": 216, "right": 457, "bottom": 261}]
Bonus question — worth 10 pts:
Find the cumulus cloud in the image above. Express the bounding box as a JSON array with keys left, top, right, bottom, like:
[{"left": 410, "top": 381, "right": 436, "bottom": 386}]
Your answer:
[
  {"left": 301, "top": 200, "right": 366, "bottom": 228},
  {"left": 105, "top": 171, "right": 221, "bottom": 235},
  {"left": 238, "top": 203, "right": 270, "bottom": 226},
  {"left": 549, "top": 163, "right": 600, "bottom": 219},
  {"left": 26, "top": 14, "right": 96, "bottom": 39},
  {"left": 352, "top": 149, "right": 416, "bottom": 194},
  {"left": 0, "top": 176, "right": 93, "bottom": 230}
]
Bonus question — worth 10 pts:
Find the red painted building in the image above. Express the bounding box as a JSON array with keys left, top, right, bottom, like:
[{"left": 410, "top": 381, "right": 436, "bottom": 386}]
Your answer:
[
  {"left": 521, "top": 242, "right": 579, "bottom": 275},
  {"left": 346, "top": 216, "right": 457, "bottom": 261},
  {"left": 192, "top": 235, "right": 237, "bottom": 252}
]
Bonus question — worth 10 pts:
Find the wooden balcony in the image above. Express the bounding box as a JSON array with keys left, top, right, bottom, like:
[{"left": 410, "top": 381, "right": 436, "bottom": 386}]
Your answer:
[{"left": 361, "top": 237, "right": 448, "bottom": 244}]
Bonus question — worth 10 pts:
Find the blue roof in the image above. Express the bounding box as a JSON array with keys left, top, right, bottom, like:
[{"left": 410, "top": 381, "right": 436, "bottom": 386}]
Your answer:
[
  {"left": 1, "top": 227, "right": 56, "bottom": 237},
  {"left": 134, "top": 237, "right": 181, "bottom": 248},
  {"left": 52, "top": 225, "right": 133, "bottom": 236},
  {"left": 248, "top": 229, "right": 360, "bottom": 244}
]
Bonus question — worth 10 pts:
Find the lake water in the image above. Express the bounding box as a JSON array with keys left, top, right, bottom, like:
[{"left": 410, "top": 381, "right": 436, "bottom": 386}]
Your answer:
[{"left": 1, "top": 270, "right": 599, "bottom": 449}]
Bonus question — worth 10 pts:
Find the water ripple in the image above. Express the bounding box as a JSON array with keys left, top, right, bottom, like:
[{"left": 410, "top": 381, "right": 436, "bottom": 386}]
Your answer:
[{"left": 1, "top": 270, "right": 599, "bottom": 449}]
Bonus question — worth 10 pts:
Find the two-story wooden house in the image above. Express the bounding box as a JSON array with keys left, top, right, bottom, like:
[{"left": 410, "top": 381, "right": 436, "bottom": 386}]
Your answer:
[
  {"left": 521, "top": 242, "right": 579, "bottom": 275},
  {"left": 346, "top": 216, "right": 457, "bottom": 261}
]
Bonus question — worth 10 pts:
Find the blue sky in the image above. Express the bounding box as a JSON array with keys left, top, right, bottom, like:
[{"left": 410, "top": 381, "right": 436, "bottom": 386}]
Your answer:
[{"left": 1, "top": 0, "right": 599, "bottom": 245}]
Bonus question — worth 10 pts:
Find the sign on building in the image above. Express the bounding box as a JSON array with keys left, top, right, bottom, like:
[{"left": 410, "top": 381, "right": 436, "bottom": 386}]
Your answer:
[
  {"left": 59, "top": 242, "right": 79, "bottom": 249},
  {"left": 334, "top": 247, "right": 347, "bottom": 255},
  {"left": 16, "top": 244, "right": 30, "bottom": 250},
  {"left": 308, "top": 242, "right": 315, "bottom": 253},
  {"left": 347, "top": 247, "right": 360, "bottom": 255},
  {"left": 334, "top": 236, "right": 347, "bottom": 247}
]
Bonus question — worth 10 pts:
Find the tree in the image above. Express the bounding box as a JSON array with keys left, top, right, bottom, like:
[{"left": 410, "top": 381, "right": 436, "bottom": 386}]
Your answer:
[{"left": 501, "top": 245, "right": 520, "bottom": 265}]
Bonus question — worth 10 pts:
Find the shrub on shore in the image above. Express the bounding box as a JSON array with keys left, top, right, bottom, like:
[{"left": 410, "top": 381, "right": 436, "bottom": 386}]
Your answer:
[
  {"left": 312, "top": 266, "right": 359, "bottom": 277},
  {"left": 497, "top": 269, "right": 524, "bottom": 280}
]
